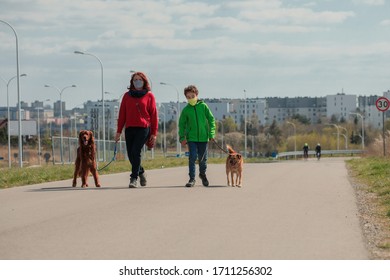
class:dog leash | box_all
[211,138,229,154]
[97,143,118,172]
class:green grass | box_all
[347,156,390,219]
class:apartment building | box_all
[326,93,357,122]
[267,96,326,124]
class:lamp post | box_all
[216,119,224,151]
[349,112,365,150]
[339,133,347,150]
[244,89,247,158]
[326,123,340,150]
[338,125,348,149]
[286,121,297,159]
[1,73,26,168]
[0,20,23,167]
[74,50,106,161]
[36,99,50,165]
[44,84,76,164]
[160,82,181,156]
[159,104,167,157]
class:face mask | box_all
[188,97,197,106]
[133,79,144,89]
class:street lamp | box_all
[0,73,26,168]
[160,82,181,156]
[36,99,50,165]
[0,20,23,167]
[338,125,348,149]
[74,50,106,161]
[339,133,348,150]
[326,123,340,150]
[216,119,224,152]
[44,84,76,164]
[244,89,247,158]
[286,121,297,159]
[349,112,365,150]
[158,104,167,157]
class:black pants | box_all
[125,127,149,179]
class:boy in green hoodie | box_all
[179,85,216,187]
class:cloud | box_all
[352,0,385,5]
[380,19,390,26]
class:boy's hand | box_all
[181,140,187,146]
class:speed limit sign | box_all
[376,97,390,112]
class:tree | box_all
[0,126,6,145]
[267,120,282,145]
[222,117,236,133]
[292,114,310,125]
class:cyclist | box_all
[315,143,321,160]
[303,143,309,160]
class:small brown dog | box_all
[72,130,101,188]
[226,145,243,187]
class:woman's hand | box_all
[146,134,157,148]
[115,132,121,142]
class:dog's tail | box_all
[226,144,236,154]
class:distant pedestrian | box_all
[315,143,321,160]
[115,72,158,188]
[43,152,51,164]
[179,85,216,187]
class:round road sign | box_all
[376,97,390,112]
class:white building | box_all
[84,100,120,140]
[326,93,357,121]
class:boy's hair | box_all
[184,85,198,96]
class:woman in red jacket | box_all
[115,72,158,188]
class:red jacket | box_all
[116,91,158,136]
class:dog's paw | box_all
[72,182,76,187]
[96,184,101,188]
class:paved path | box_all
[0,158,367,259]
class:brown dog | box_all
[72,130,101,188]
[226,145,243,187]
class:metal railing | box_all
[276,149,364,159]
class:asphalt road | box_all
[0,157,368,260]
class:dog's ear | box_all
[89,131,95,144]
[78,130,84,145]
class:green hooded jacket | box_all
[179,100,216,142]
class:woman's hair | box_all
[184,85,198,96]
[128,72,151,91]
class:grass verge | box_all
[346,156,390,256]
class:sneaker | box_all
[199,173,209,186]
[129,177,137,188]
[185,179,196,188]
[139,173,147,187]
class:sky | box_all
[1,0,390,109]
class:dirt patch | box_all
[348,168,390,259]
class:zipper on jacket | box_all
[194,106,200,141]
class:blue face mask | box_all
[133,80,144,89]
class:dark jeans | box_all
[125,127,149,179]
[187,141,208,180]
